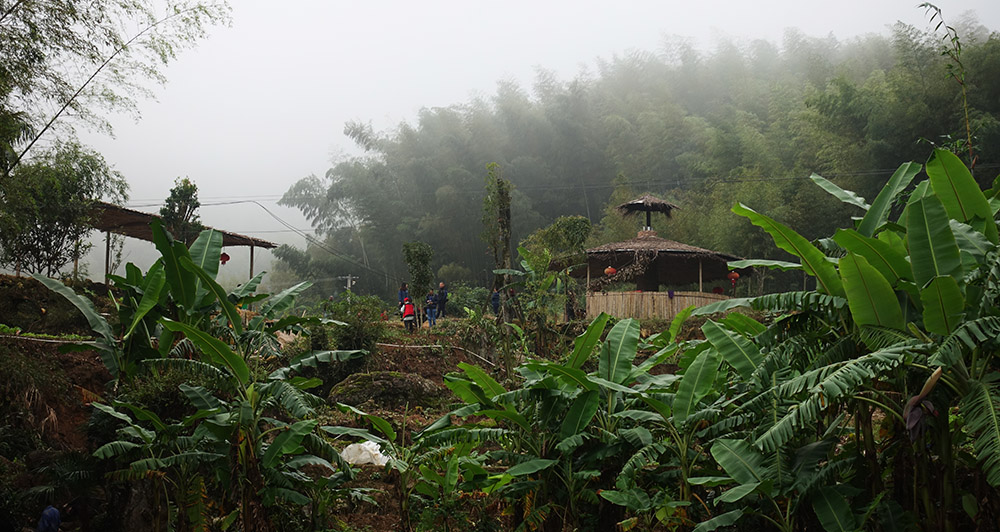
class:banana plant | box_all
[95,315,361,532]
[419,313,688,529]
[693,150,1000,529]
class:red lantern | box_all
[220,252,230,265]
[604,266,617,276]
[728,270,739,289]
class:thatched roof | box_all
[90,202,276,249]
[617,194,680,217]
[581,231,748,288]
[587,232,728,256]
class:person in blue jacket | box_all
[490,287,500,314]
[36,505,60,532]
[398,283,409,306]
[436,282,448,318]
[424,291,438,327]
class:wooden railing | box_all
[585,291,728,320]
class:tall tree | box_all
[0,0,230,177]
[160,177,203,244]
[0,142,128,275]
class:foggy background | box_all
[74,0,1000,289]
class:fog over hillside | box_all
[70,0,1000,292]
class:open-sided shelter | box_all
[90,201,276,280]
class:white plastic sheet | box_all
[340,440,389,466]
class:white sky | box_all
[75,0,1000,285]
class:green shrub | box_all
[326,291,388,352]
[447,282,490,316]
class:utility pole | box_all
[337,274,358,291]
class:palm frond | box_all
[751,291,848,315]
[756,345,911,451]
[960,376,1000,486]
[261,380,320,418]
[857,325,913,352]
[930,316,1000,367]
[616,441,669,486]
[143,357,228,382]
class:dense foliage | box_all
[278,17,1000,298]
[406,151,1000,531]
[0,142,127,275]
[0,0,229,176]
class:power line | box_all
[242,200,405,285]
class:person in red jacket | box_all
[400,297,416,332]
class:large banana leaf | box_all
[188,228,223,280]
[733,203,844,297]
[160,319,250,387]
[674,347,720,424]
[505,458,557,476]
[151,218,198,309]
[458,362,507,401]
[692,510,744,532]
[122,266,165,340]
[926,148,998,244]
[702,320,761,379]
[261,281,313,316]
[906,194,963,288]
[711,438,766,485]
[567,312,609,369]
[180,256,244,335]
[833,229,910,285]
[598,318,640,385]
[31,274,114,344]
[559,390,599,439]
[839,253,903,330]
[261,419,318,468]
[810,173,869,210]
[920,276,965,336]
[811,486,857,532]
[951,219,996,270]
[728,258,803,271]
[188,228,224,307]
[857,162,921,237]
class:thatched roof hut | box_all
[583,230,746,291]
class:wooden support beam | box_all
[698,259,703,293]
[105,231,111,286]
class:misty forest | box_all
[6,2,1000,532]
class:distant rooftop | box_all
[90,201,277,249]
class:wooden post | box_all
[249,244,255,279]
[105,231,111,285]
[698,259,703,293]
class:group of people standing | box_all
[397,282,448,332]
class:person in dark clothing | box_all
[398,283,409,306]
[490,287,500,314]
[424,291,437,327]
[436,282,448,319]
[36,505,60,532]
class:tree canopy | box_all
[279,16,1000,299]
[0,142,127,275]
[0,0,230,177]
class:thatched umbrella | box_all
[617,194,680,230]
